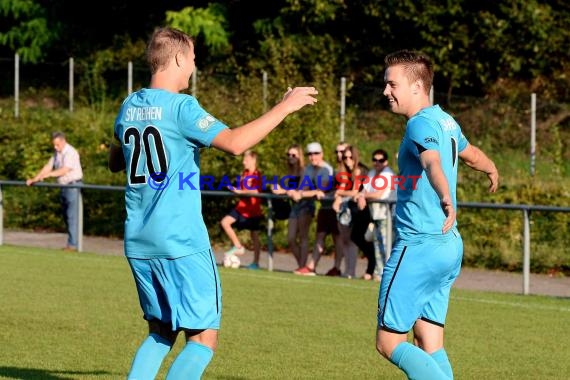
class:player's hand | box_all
[25,179,34,186]
[441,197,456,234]
[281,86,318,112]
[487,171,499,193]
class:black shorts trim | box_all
[380,325,408,334]
[380,245,407,328]
[420,316,445,328]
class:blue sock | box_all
[127,333,172,380]
[390,342,450,380]
[431,348,453,379]
[166,341,214,380]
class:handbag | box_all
[271,197,292,220]
[364,222,375,242]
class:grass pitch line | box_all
[451,295,570,313]
[223,269,570,312]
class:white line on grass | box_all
[222,269,570,313]
[451,296,570,313]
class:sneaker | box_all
[363,273,373,281]
[293,266,316,276]
[224,246,245,256]
[247,263,260,270]
[325,267,341,277]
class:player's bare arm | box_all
[420,149,456,233]
[108,142,126,173]
[211,87,318,155]
[459,144,499,192]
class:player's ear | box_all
[412,79,423,95]
[175,51,183,67]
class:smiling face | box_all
[383,64,417,118]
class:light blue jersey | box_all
[114,88,228,259]
[395,105,468,241]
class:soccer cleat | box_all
[224,246,245,256]
[293,266,316,276]
[246,263,260,270]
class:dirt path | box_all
[3,230,569,298]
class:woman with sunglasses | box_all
[271,144,312,268]
[333,145,375,279]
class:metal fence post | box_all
[78,189,83,252]
[128,61,133,95]
[14,53,19,118]
[522,209,531,295]
[69,58,74,113]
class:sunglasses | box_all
[373,158,387,163]
[287,153,298,158]
[307,152,321,156]
[342,156,353,161]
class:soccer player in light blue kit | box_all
[375,50,499,380]
[109,27,318,380]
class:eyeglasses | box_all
[307,152,321,156]
[342,156,353,161]
[373,158,387,163]
[287,153,298,158]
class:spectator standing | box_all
[323,141,348,276]
[293,142,337,276]
[109,27,318,380]
[271,144,307,268]
[357,148,396,281]
[220,150,263,269]
[333,145,370,279]
[26,131,83,251]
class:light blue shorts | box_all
[128,249,222,331]
[377,232,463,333]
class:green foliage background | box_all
[0,72,568,275]
[0,0,568,274]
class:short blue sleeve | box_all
[178,97,228,147]
[406,116,442,154]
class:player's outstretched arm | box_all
[212,86,318,155]
[459,144,499,193]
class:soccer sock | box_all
[127,333,172,380]
[431,348,454,379]
[390,342,450,380]
[165,341,214,380]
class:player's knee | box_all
[148,319,179,345]
[376,339,390,359]
[185,329,218,351]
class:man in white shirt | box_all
[356,149,396,280]
[27,132,83,251]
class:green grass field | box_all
[0,246,568,380]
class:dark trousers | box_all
[350,206,376,275]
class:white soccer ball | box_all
[223,254,241,269]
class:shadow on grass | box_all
[0,367,113,379]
